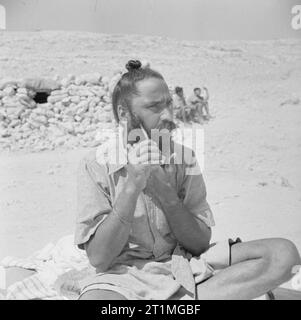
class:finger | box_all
[138,152,162,164]
[128,145,159,163]
[128,147,141,164]
[133,140,158,156]
[128,152,162,165]
[131,163,152,176]
[137,145,160,157]
[140,162,165,168]
[137,139,158,147]
[135,139,159,153]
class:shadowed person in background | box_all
[187,87,212,123]
[172,86,190,123]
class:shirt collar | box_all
[96,125,128,176]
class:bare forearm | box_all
[152,185,211,256]
[163,200,211,256]
[204,88,209,100]
[85,181,139,271]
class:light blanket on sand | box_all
[0,235,94,300]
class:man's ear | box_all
[117,104,128,122]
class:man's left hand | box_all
[146,165,180,206]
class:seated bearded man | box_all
[75,60,300,300]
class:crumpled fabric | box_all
[171,243,214,299]
[1,235,94,300]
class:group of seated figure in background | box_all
[171,86,212,124]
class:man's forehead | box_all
[135,78,170,101]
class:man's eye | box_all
[150,104,161,112]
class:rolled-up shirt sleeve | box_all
[180,162,215,228]
[74,154,112,250]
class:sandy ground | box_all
[0,31,301,269]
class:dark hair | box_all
[175,86,183,94]
[112,60,164,123]
[194,87,201,93]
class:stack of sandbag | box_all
[0,73,116,152]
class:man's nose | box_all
[160,108,173,121]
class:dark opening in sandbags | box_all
[33,92,50,104]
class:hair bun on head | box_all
[126,60,142,71]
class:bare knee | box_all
[79,289,127,300]
[262,238,301,285]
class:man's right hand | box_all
[126,139,164,192]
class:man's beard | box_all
[127,110,177,154]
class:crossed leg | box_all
[79,238,300,300]
[196,238,301,300]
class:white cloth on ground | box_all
[1,235,94,300]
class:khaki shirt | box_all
[74,130,215,295]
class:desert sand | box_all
[0,31,301,271]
